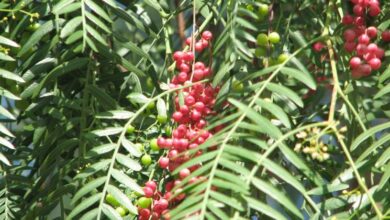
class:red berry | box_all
[194,62,205,69]
[342,14,354,25]
[193,69,204,81]
[184,95,195,106]
[157,137,166,148]
[145,181,157,191]
[369,5,381,16]
[188,143,198,149]
[202,31,213,41]
[185,37,192,45]
[143,187,154,197]
[351,68,363,79]
[172,111,183,122]
[179,63,190,73]
[151,212,160,220]
[361,64,372,76]
[369,0,380,7]
[201,39,209,48]
[179,105,189,115]
[368,58,381,70]
[179,168,190,179]
[168,150,178,160]
[364,52,376,61]
[203,67,211,77]
[140,209,151,218]
[159,157,169,169]
[179,138,189,150]
[350,57,361,69]
[177,72,188,83]
[375,48,384,59]
[366,26,377,38]
[177,124,187,134]
[195,41,204,52]
[353,4,364,16]
[172,138,180,149]
[367,43,378,53]
[344,41,356,52]
[358,34,370,44]
[194,102,205,112]
[356,44,367,56]
[382,31,390,42]
[184,52,194,61]
[343,29,356,42]
[354,16,365,26]
[165,139,172,148]
[173,51,184,61]
[191,110,202,121]
[312,42,325,52]
[159,199,169,209]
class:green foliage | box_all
[0,0,389,219]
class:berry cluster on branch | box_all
[342,0,387,79]
[136,30,220,220]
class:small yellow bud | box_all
[339,126,347,133]
[312,127,320,134]
[294,143,302,152]
[322,153,330,160]
[296,131,307,139]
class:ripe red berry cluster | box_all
[137,30,219,220]
[341,0,386,79]
[137,180,169,220]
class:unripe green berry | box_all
[126,125,135,134]
[146,77,154,89]
[232,81,244,92]
[258,4,269,17]
[255,47,267,57]
[141,154,152,166]
[147,101,155,110]
[165,126,172,136]
[116,207,127,216]
[268,32,280,44]
[157,115,168,124]
[256,33,268,46]
[135,143,144,151]
[106,194,120,207]
[246,4,254,11]
[277,53,289,63]
[150,138,160,151]
[138,197,152,208]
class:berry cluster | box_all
[137,180,169,220]
[341,0,386,78]
[136,30,219,220]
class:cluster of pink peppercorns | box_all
[137,31,220,220]
[342,0,388,79]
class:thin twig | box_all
[332,126,383,219]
